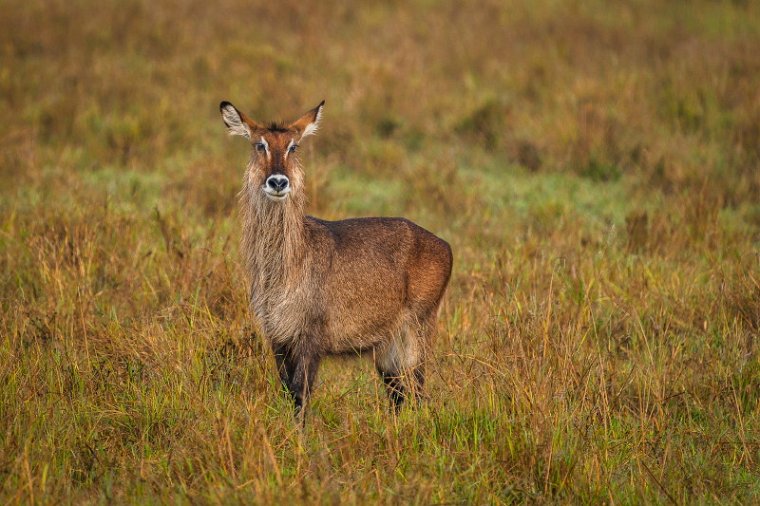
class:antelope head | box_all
[220,100,324,201]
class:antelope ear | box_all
[290,100,325,140]
[219,101,261,140]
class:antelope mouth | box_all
[263,188,290,201]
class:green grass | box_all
[1,0,759,503]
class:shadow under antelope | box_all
[219,100,453,420]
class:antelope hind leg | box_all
[375,325,427,412]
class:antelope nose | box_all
[266,175,289,192]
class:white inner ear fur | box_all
[300,105,323,139]
[221,105,252,140]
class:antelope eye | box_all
[255,142,266,152]
[288,144,298,153]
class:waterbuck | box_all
[219,100,452,418]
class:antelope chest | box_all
[251,284,313,345]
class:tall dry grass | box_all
[1,0,758,503]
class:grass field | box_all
[1,0,759,503]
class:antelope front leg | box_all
[291,354,321,424]
[272,344,321,422]
[272,344,293,389]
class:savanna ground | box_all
[1,0,759,503]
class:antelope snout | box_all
[265,175,290,199]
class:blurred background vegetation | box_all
[1,0,758,503]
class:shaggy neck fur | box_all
[239,160,307,317]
